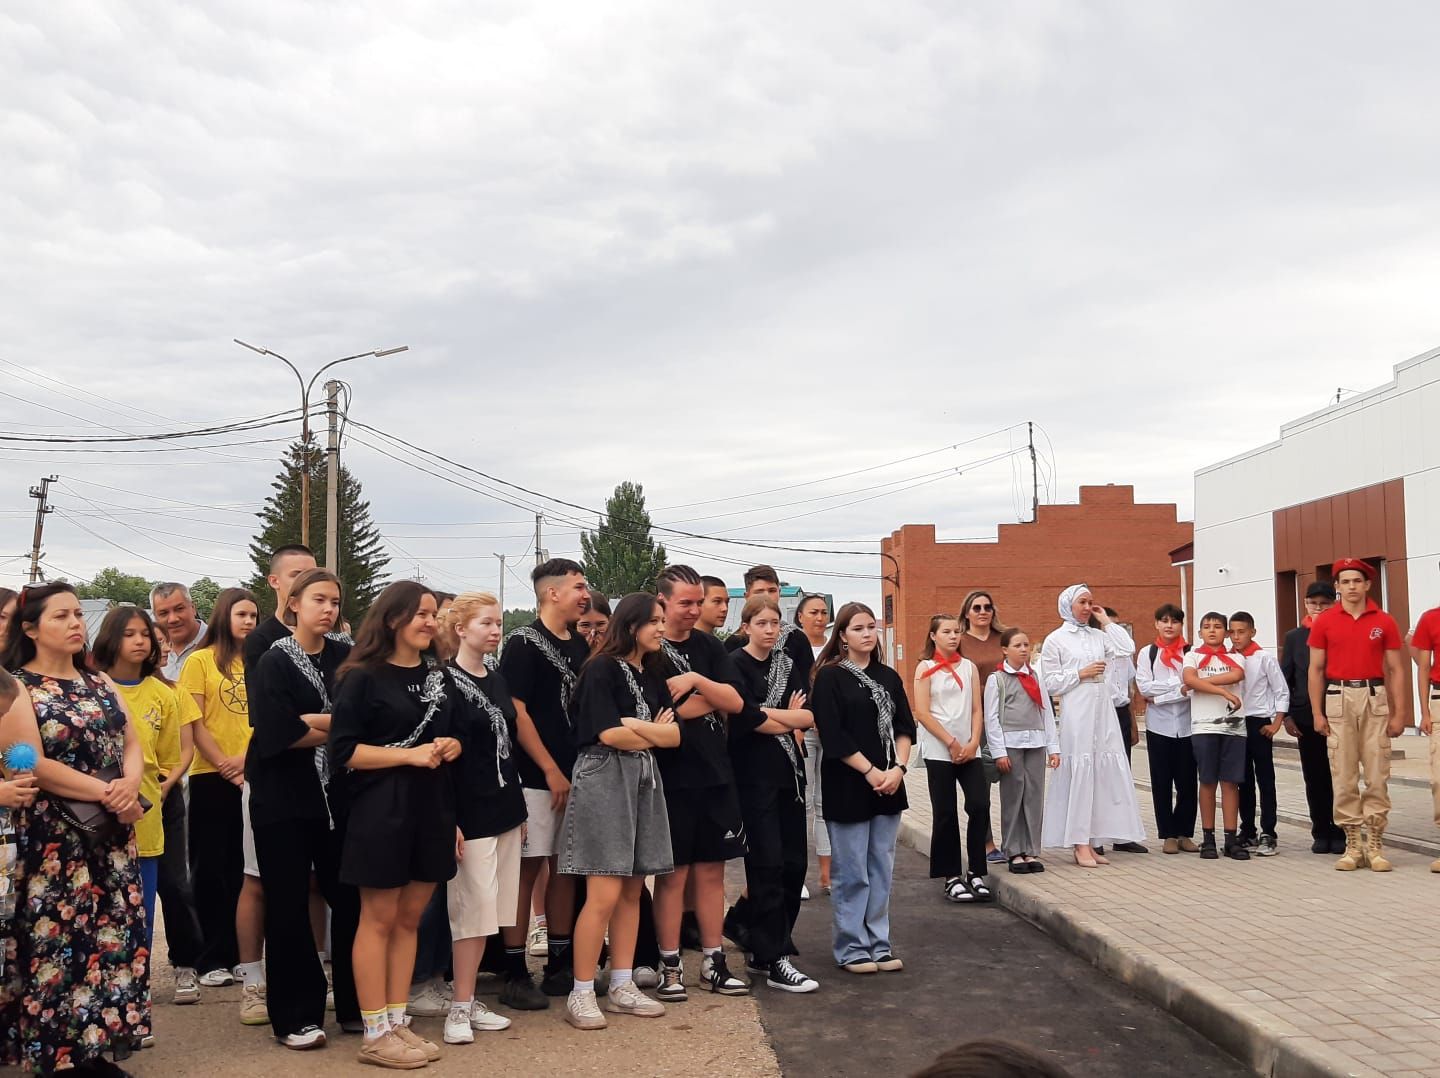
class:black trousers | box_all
[1291,711,1343,842]
[734,783,807,966]
[1145,731,1197,839]
[253,814,360,1036]
[156,785,203,969]
[1239,717,1278,837]
[635,882,660,968]
[925,759,989,879]
[1116,704,1134,763]
[188,773,242,974]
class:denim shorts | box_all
[558,748,674,878]
[1193,733,1246,786]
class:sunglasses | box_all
[970,603,994,612]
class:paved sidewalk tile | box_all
[902,753,1440,1078]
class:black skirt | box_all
[341,768,457,890]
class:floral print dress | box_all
[1,669,150,1073]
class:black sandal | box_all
[943,876,973,903]
[966,872,993,902]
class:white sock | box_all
[448,1000,471,1020]
[386,1002,408,1029]
[572,978,594,994]
[235,961,264,988]
[610,968,633,989]
[704,947,722,963]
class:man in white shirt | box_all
[1229,612,1290,857]
[152,582,207,681]
[1134,604,1199,855]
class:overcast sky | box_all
[3,2,1438,610]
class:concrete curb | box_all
[896,816,1385,1078]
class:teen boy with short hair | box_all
[698,576,731,635]
[1228,612,1289,857]
[1308,558,1407,872]
[1182,613,1249,861]
[1135,604,1198,854]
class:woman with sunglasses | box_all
[960,590,1006,864]
[0,583,151,1075]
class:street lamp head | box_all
[234,338,270,356]
[374,346,409,357]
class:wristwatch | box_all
[898,763,908,774]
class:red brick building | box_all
[881,485,1193,685]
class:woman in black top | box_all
[729,596,819,993]
[556,593,680,1032]
[438,591,521,1043]
[811,602,916,974]
[247,568,360,1050]
[327,582,462,1069]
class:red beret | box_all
[1331,558,1376,581]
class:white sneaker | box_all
[443,1006,475,1045]
[199,968,235,987]
[406,979,451,1018]
[173,967,200,1005]
[239,983,269,1026]
[468,1000,512,1032]
[633,966,660,989]
[603,980,666,1017]
[565,988,607,1030]
[527,918,549,957]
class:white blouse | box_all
[913,654,979,762]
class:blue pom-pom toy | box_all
[3,743,38,772]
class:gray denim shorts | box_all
[558,747,674,878]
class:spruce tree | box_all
[246,441,390,621]
[580,481,668,596]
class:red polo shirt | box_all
[1410,608,1440,683]
[1308,600,1401,679]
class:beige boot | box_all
[1365,817,1393,872]
[1335,825,1364,871]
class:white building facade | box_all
[1193,344,1440,647]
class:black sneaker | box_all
[701,952,749,996]
[745,955,768,976]
[1224,838,1251,861]
[499,972,549,1011]
[722,905,753,954]
[1237,833,1258,850]
[657,960,687,1002]
[766,958,818,993]
[1200,836,1219,860]
[540,965,574,997]
[1311,836,1331,854]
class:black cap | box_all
[1305,581,1336,600]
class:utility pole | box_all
[495,554,507,643]
[1028,420,1039,523]
[27,475,57,584]
[534,514,546,566]
[324,380,341,574]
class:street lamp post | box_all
[234,338,408,549]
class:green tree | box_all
[580,481,667,596]
[76,567,155,608]
[189,577,221,620]
[503,607,536,635]
[246,441,390,621]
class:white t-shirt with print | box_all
[1182,650,1246,737]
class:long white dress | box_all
[1040,620,1147,847]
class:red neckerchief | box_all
[1232,642,1261,658]
[921,651,965,689]
[1007,663,1043,707]
[1195,644,1241,670]
[1153,637,1185,670]
[1301,615,1315,628]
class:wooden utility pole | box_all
[325,380,341,573]
[27,475,57,583]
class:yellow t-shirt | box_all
[113,675,180,858]
[177,648,251,777]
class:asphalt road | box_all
[751,844,1249,1078]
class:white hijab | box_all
[1057,583,1090,628]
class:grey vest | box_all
[997,673,1045,733]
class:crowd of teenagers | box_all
[0,548,1430,1074]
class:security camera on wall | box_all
[1217,567,1229,575]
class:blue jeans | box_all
[825,813,900,965]
[139,856,160,950]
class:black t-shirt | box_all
[498,620,590,789]
[570,655,675,749]
[654,630,755,790]
[812,660,917,823]
[244,616,292,686]
[449,663,527,840]
[730,647,809,790]
[328,661,455,798]
[246,637,349,827]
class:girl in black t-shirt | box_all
[437,591,520,1043]
[556,593,679,1032]
[247,568,359,1049]
[811,602,916,975]
[328,582,463,1069]
[729,596,819,993]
